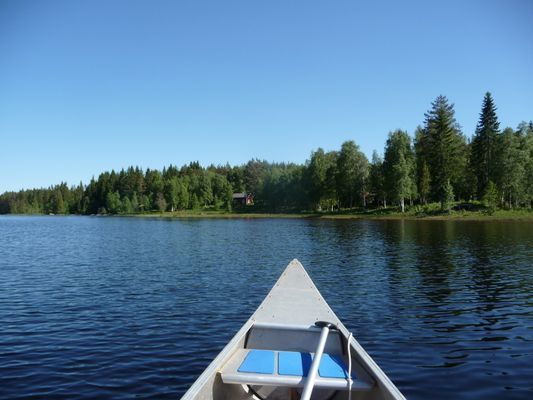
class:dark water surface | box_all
[0,216,531,399]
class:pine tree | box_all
[471,92,500,198]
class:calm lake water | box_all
[0,216,531,399]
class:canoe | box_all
[181,259,406,400]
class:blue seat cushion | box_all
[238,350,275,374]
[239,350,353,379]
[278,351,313,376]
[318,353,350,379]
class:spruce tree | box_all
[471,92,500,198]
[422,95,465,209]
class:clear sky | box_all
[1,0,532,192]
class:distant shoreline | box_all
[114,209,533,221]
[3,208,532,221]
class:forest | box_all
[1,93,532,215]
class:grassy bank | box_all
[131,204,533,221]
[132,210,313,219]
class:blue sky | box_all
[1,0,532,192]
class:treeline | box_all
[1,93,532,215]
[0,163,237,215]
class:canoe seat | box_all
[220,349,373,391]
[238,349,276,374]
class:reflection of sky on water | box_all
[0,216,531,399]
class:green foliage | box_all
[211,173,233,210]
[106,191,121,214]
[482,181,498,214]
[442,180,454,211]
[155,192,167,212]
[414,126,429,204]
[121,196,133,214]
[471,92,500,198]
[524,123,533,208]
[494,126,531,208]
[306,148,338,210]
[336,141,369,208]
[164,177,180,212]
[306,148,328,210]
[244,159,268,195]
[141,194,151,212]
[458,144,477,201]
[369,151,386,207]
[190,194,200,210]
[131,192,140,213]
[419,161,431,205]
[1,96,531,217]
[383,130,415,211]
[257,163,306,212]
[420,95,467,205]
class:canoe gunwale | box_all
[181,259,406,400]
[181,318,254,400]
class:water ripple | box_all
[0,216,532,399]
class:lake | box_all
[0,216,531,399]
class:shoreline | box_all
[3,209,532,222]
[126,209,533,221]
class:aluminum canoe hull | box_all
[181,259,405,400]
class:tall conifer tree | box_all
[422,95,466,209]
[471,92,500,198]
